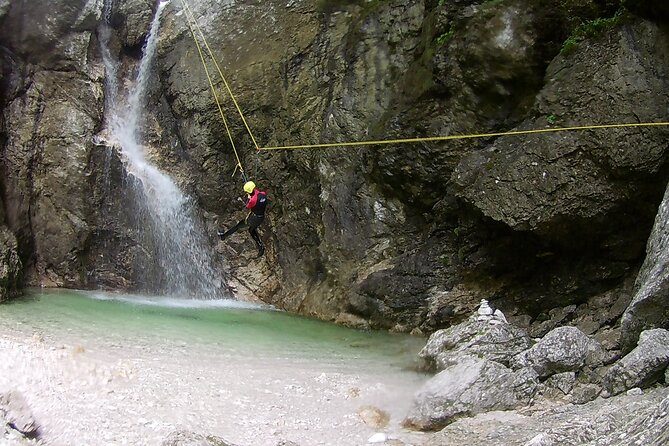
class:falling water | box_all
[99,0,119,114]
[99,0,226,299]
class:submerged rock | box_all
[357,405,390,429]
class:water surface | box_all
[1,289,429,445]
[2,289,425,371]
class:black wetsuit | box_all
[218,189,268,256]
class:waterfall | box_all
[98,0,226,299]
[99,0,119,115]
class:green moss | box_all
[560,8,628,55]
[435,26,455,46]
[546,114,557,125]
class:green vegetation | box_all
[561,9,628,55]
[546,114,557,125]
[435,25,455,46]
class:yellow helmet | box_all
[243,181,256,194]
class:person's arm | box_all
[246,192,258,209]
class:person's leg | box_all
[249,227,265,257]
[218,219,247,240]
[247,214,265,256]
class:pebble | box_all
[368,432,388,443]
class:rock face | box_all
[1,1,669,335]
[620,182,669,352]
[0,193,22,301]
[0,225,21,302]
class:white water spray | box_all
[99,0,226,299]
[99,0,119,114]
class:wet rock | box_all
[334,312,370,330]
[0,226,22,302]
[403,355,538,431]
[603,329,669,397]
[116,0,152,47]
[3,70,102,288]
[511,326,607,377]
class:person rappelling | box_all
[217,180,268,257]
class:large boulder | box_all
[419,304,532,371]
[403,354,538,431]
[603,329,669,397]
[511,326,608,377]
[620,181,669,352]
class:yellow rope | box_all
[258,121,669,151]
[179,0,261,152]
[179,0,245,176]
